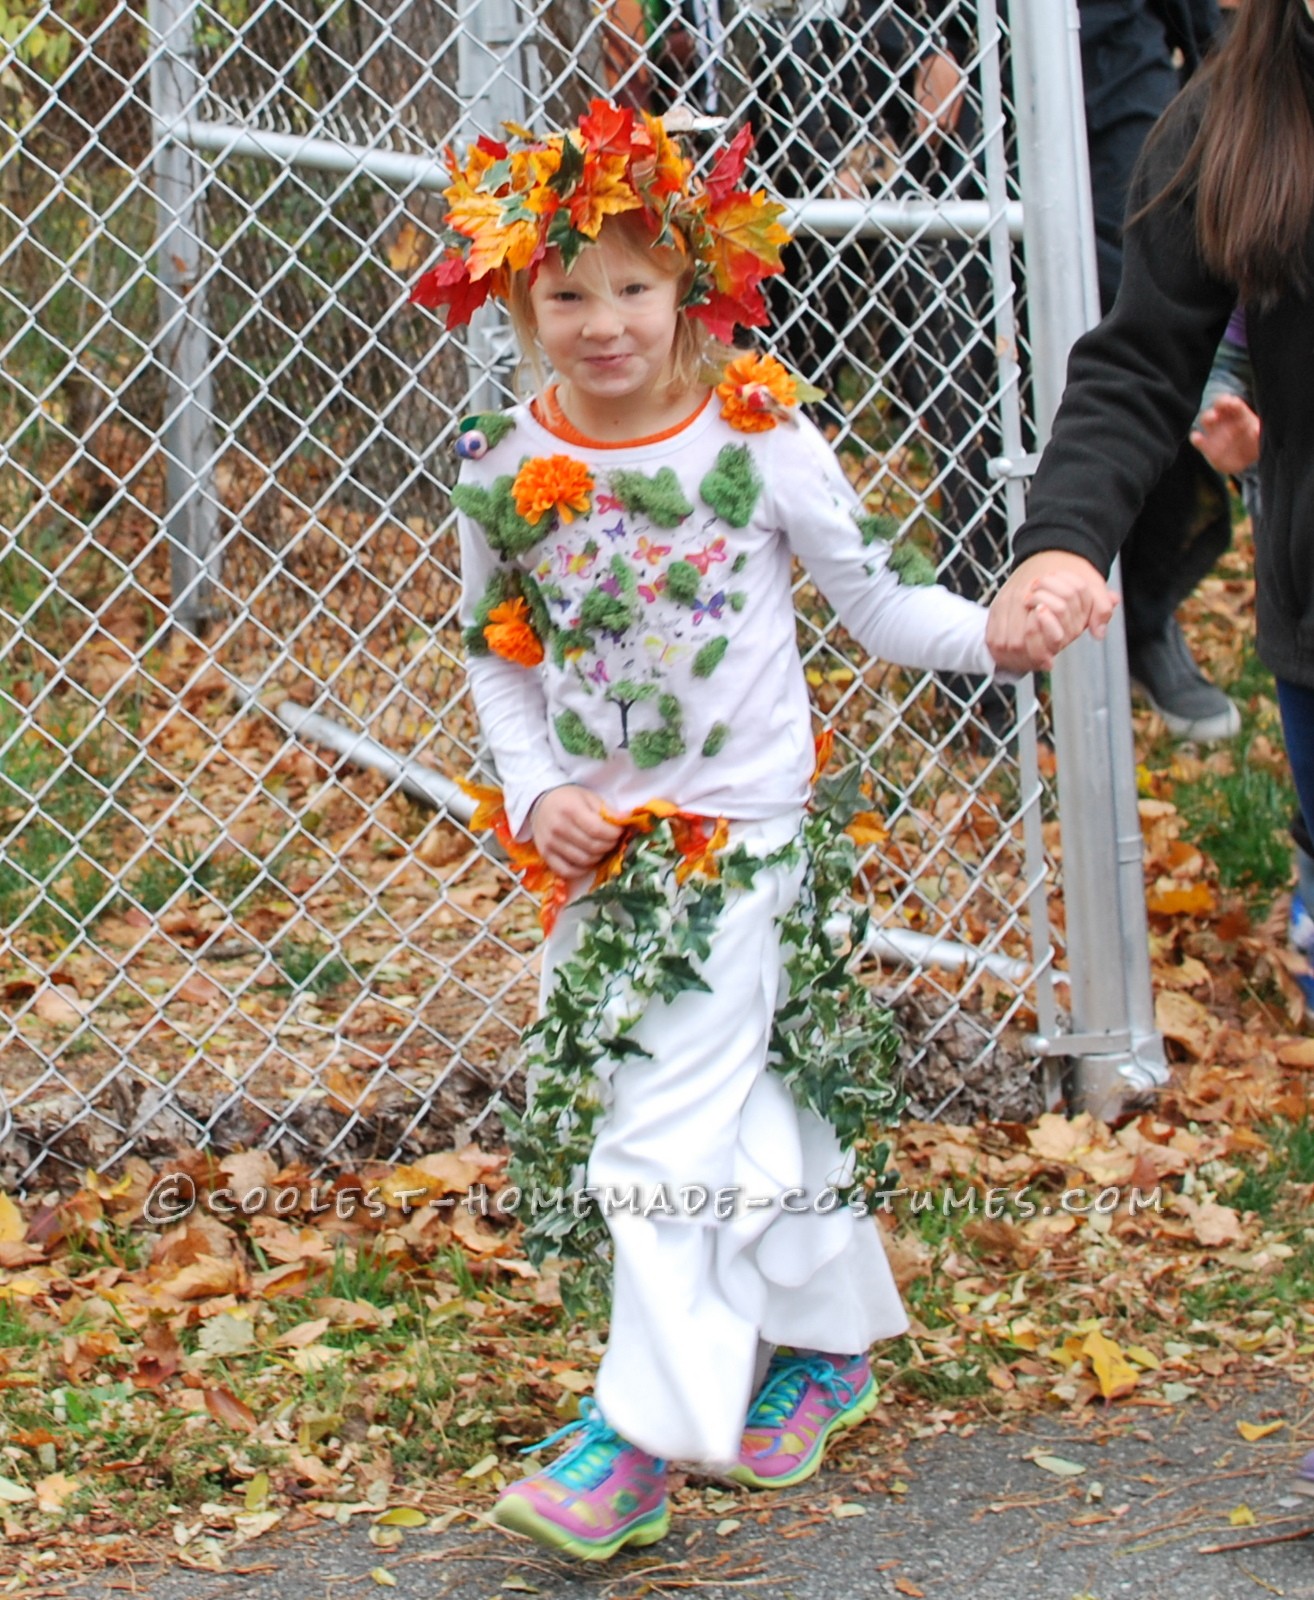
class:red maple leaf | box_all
[704,124,754,201]
[579,98,638,158]
[408,251,493,329]
[474,135,509,160]
[687,284,768,342]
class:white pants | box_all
[540,812,908,1465]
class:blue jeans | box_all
[1276,680,1314,903]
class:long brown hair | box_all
[1173,0,1314,302]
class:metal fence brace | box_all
[0,0,1157,1186]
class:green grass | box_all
[125,839,261,916]
[1176,752,1296,900]
[1158,639,1297,909]
[1227,1117,1314,1219]
[271,935,355,996]
[896,1351,993,1401]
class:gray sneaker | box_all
[1127,618,1241,742]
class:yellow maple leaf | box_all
[1237,1419,1285,1442]
[1081,1328,1139,1401]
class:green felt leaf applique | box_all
[888,541,938,587]
[692,636,728,679]
[554,708,607,760]
[855,511,900,546]
[701,721,730,758]
[463,566,553,656]
[700,444,763,529]
[609,467,694,529]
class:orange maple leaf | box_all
[702,190,790,297]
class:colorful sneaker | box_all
[1291,1449,1314,1498]
[491,1399,669,1562]
[1288,894,1314,1012]
[727,1351,877,1490]
[1290,892,1314,960]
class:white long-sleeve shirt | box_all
[456,396,997,836]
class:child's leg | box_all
[586,817,907,1467]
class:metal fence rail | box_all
[0,0,1156,1188]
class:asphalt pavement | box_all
[62,1372,1314,1600]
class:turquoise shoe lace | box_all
[746,1353,860,1431]
[523,1398,664,1489]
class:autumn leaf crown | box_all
[408,99,792,343]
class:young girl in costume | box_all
[414,100,1080,1562]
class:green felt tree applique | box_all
[451,472,550,556]
[608,467,694,529]
[700,444,763,529]
[630,692,686,769]
[579,555,640,634]
[604,679,657,750]
[855,511,900,547]
[854,507,937,586]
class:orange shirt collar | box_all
[530,384,711,449]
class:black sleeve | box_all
[1012,97,1235,574]
[1149,0,1223,72]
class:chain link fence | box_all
[0,0,1090,1189]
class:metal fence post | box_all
[456,0,539,412]
[1009,0,1168,1118]
[148,0,220,633]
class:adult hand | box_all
[1190,392,1261,477]
[531,785,624,878]
[986,551,1119,673]
[914,52,965,137]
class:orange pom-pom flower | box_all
[483,597,545,666]
[716,351,798,432]
[512,454,594,524]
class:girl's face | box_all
[528,232,683,430]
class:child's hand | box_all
[1190,393,1261,477]
[986,553,1119,673]
[531,785,624,878]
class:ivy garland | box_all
[499,762,902,1315]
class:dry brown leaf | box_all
[34,1472,80,1514]
[175,972,223,1006]
[151,1253,246,1302]
[1174,1195,1244,1248]
[34,986,83,1027]
[204,1386,257,1433]
[219,1150,280,1193]
[1277,1038,1314,1068]
[1155,991,1219,1059]
[274,1316,331,1349]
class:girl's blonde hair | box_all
[507,211,735,397]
